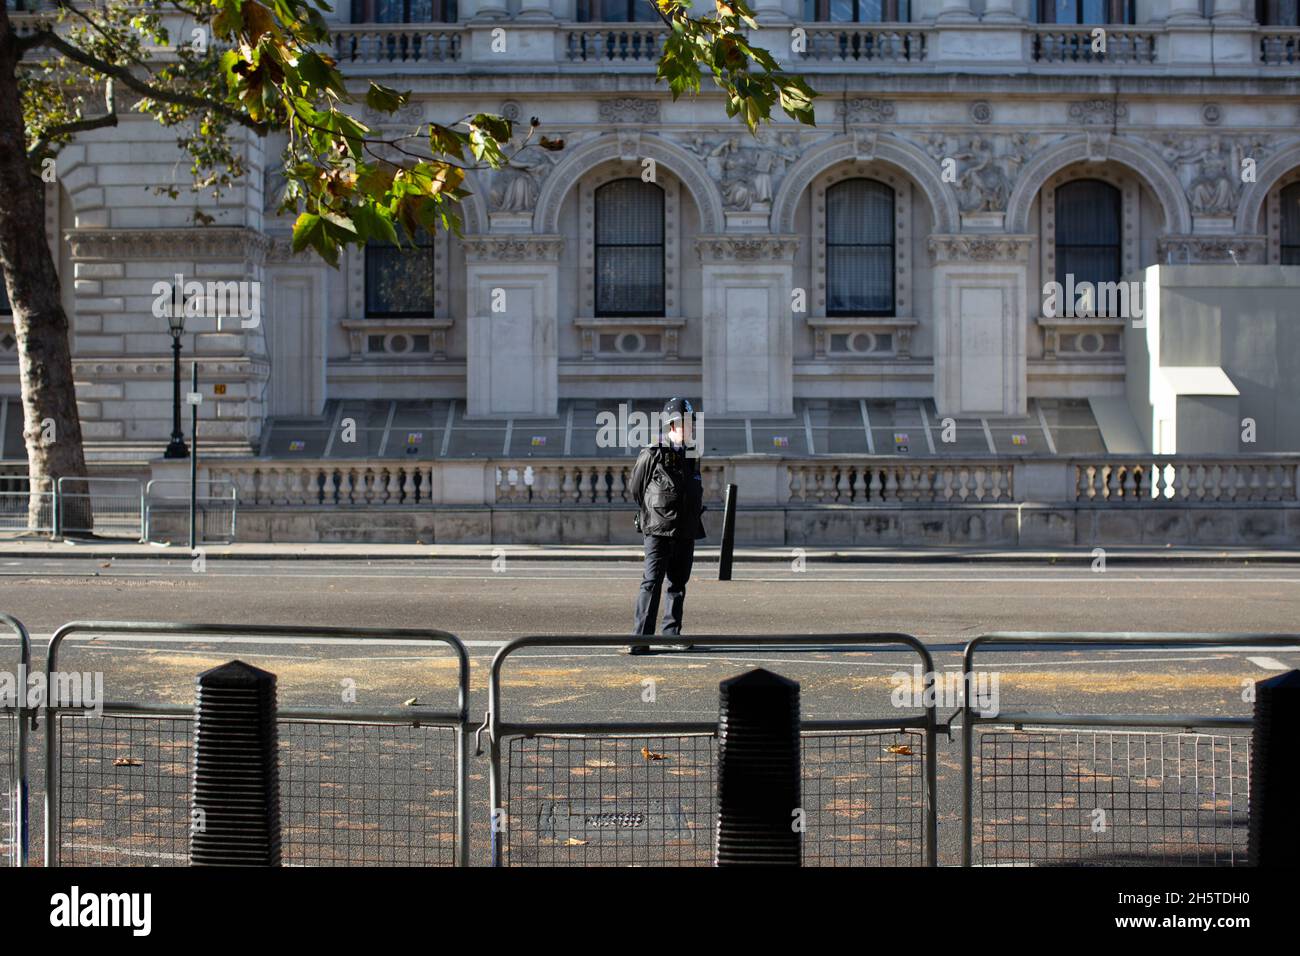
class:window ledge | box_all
[573,316,685,361]
[343,318,453,361]
[806,316,916,359]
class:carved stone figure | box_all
[1158,134,1269,217]
[924,134,1033,213]
[489,140,557,213]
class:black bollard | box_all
[1248,669,1300,867]
[190,660,282,866]
[718,483,737,581]
[714,668,801,866]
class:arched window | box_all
[826,179,894,317]
[1055,179,1121,310]
[595,179,664,317]
[352,0,457,22]
[1282,182,1300,265]
[365,230,436,317]
[1037,0,1133,22]
[576,0,660,21]
[803,0,909,20]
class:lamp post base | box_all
[163,437,189,459]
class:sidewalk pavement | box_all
[2,538,1299,563]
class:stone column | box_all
[517,0,557,19]
[935,0,976,22]
[1212,0,1252,21]
[696,236,800,417]
[461,0,508,21]
[982,0,1020,21]
[1167,0,1205,21]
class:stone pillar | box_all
[517,0,557,19]
[1167,0,1205,20]
[935,0,976,22]
[927,235,1033,418]
[463,236,563,418]
[1212,0,1252,19]
[696,236,800,417]
[982,0,1019,21]
[461,0,508,19]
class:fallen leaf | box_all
[113,758,143,767]
[565,838,588,846]
[403,698,419,706]
[641,746,669,761]
[885,745,914,756]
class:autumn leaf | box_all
[642,746,670,761]
[113,757,143,767]
[885,745,914,756]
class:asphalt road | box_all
[2,556,1298,866]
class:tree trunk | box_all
[0,10,91,535]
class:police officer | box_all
[627,397,706,654]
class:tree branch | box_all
[28,78,119,159]
[25,28,268,134]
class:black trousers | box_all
[632,534,696,636]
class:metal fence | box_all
[0,475,54,535]
[482,634,939,867]
[143,479,238,543]
[960,632,1300,867]
[0,613,30,866]
[44,621,471,866]
[55,476,144,539]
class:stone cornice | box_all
[694,235,801,263]
[65,228,272,262]
[461,235,564,262]
[928,234,1035,263]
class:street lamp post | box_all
[164,309,189,459]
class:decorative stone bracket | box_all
[573,316,685,361]
[342,319,453,361]
[806,316,918,360]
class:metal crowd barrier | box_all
[0,613,30,866]
[44,621,471,866]
[143,479,239,543]
[961,632,1300,868]
[481,634,939,867]
[0,476,55,535]
[55,476,145,540]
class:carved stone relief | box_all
[921,133,1034,213]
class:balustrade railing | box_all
[1073,458,1299,504]
[787,460,1014,505]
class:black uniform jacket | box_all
[630,444,706,540]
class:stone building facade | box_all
[3,0,1300,472]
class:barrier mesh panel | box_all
[503,730,927,866]
[56,713,458,866]
[1,713,17,866]
[974,729,1250,866]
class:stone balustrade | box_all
[200,455,1300,510]
[797,25,930,63]
[1030,27,1159,65]
[333,24,464,64]
[787,459,1015,504]
[1074,458,1299,504]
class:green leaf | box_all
[365,83,410,115]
